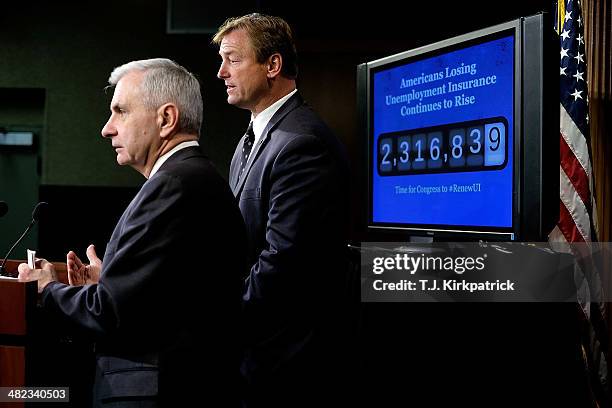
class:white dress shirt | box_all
[148,140,200,179]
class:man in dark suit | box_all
[213,14,351,407]
[18,58,246,407]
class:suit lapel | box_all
[232,93,304,197]
[232,127,269,194]
[230,136,246,191]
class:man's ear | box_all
[266,53,283,79]
[157,103,179,138]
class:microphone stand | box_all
[0,219,36,277]
[0,201,48,277]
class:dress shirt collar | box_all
[251,88,298,146]
[148,140,199,179]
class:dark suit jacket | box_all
[229,93,350,406]
[42,147,246,407]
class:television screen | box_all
[359,14,557,241]
[372,32,515,233]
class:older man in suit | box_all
[214,13,350,408]
[18,58,246,407]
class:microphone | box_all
[0,202,48,277]
[31,201,47,223]
[0,201,7,218]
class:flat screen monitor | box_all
[357,13,558,241]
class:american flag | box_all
[551,0,608,404]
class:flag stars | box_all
[571,89,583,101]
[561,66,568,76]
[577,33,584,46]
[573,70,584,82]
[561,29,571,41]
[574,51,584,64]
[577,15,582,27]
[565,10,573,22]
[561,47,570,60]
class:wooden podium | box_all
[0,260,67,407]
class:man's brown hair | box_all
[213,13,298,79]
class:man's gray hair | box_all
[108,58,203,135]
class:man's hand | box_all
[18,259,58,294]
[67,244,102,286]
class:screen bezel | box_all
[365,19,522,240]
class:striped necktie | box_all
[239,122,255,176]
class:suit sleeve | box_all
[244,134,335,304]
[42,174,186,337]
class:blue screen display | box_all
[371,33,514,230]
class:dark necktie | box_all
[239,122,255,176]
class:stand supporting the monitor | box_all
[408,235,433,244]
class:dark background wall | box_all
[3,2,590,406]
